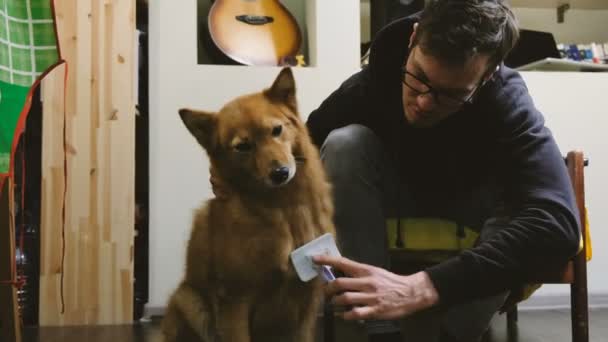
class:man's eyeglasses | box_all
[400,66,480,108]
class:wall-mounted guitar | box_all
[206,0,303,66]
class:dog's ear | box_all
[265,67,297,112]
[179,108,217,151]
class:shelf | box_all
[509,0,608,10]
[516,58,608,72]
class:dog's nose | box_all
[270,167,290,185]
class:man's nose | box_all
[416,93,437,112]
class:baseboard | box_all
[518,293,608,311]
[143,306,165,320]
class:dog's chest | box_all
[214,204,321,289]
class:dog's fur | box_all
[161,68,336,342]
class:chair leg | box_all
[323,301,334,342]
[571,253,589,342]
[507,306,518,323]
[506,305,518,329]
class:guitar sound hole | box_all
[235,15,274,26]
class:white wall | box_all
[521,72,608,299]
[148,0,361,310]
[513,8,608,44]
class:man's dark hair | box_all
[413,0,519,70]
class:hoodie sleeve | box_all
[425,71,581,305]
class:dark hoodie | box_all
[306,15,580,305]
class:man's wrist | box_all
[408,271,440,309]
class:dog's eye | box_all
[272,125,282,137]
[234,142,253,152]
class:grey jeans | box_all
[320,124,508,342]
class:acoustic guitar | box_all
[207,0,302,66]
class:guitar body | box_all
[208,0,302,66]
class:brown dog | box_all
[161,68,336,342]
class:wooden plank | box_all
[567,151,589,342]
[39,0,135,326]
[0,178,22,342]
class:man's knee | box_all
[321,124,384,179]
[440,291,509,342]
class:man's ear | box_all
[408,23,418,49]
[178,108,217,152]
[264,67,297,112]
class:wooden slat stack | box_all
[39,0,135,325]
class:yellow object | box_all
[386,218,478,251]
[583,207,592,261]
[386,212,592,304]
[574,207,592,261]
[295,54,307,67]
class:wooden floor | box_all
[483,308,606,342]
[21,308,607,342]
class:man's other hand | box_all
[312,255,439,321]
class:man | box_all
[308,0,580,341]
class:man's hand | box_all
[312,255,439,321]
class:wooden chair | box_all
[323,150,590,342]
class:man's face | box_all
[401,44,492,128]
